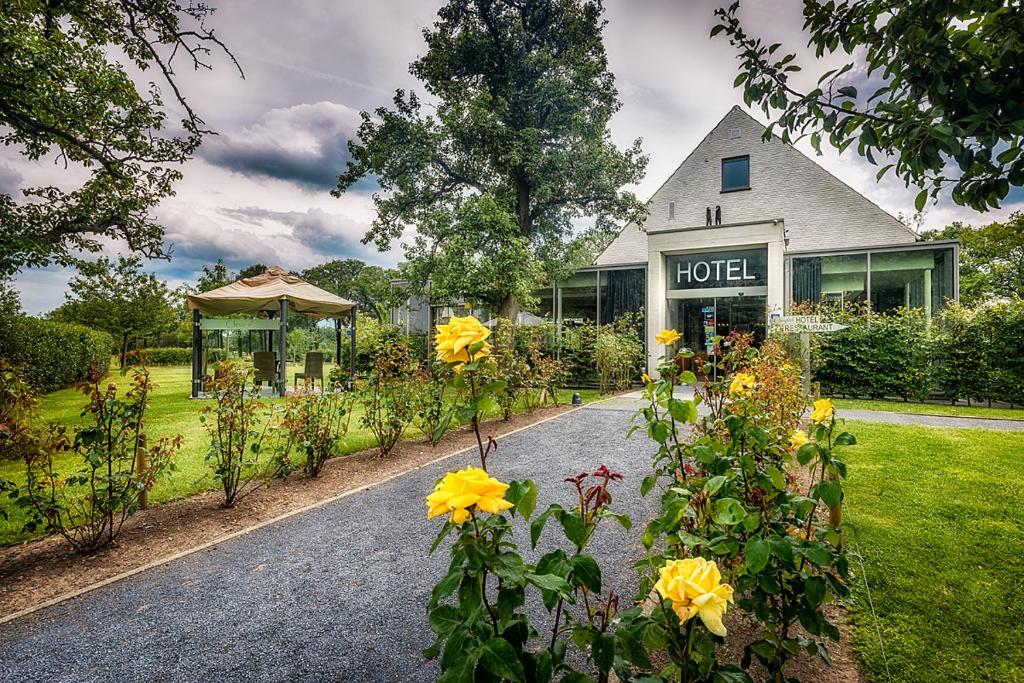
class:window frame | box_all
[720,155,751,193]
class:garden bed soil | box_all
[0,404,578,620]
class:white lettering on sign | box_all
[677,258,758,286]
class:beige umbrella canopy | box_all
[187,266,355,318]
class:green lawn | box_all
[842,419,1024,683]
[0,365,601,546]
[833,398,1024,421]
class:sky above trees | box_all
[6,0,1022,313]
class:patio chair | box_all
[294,352,325,390]
[253,351,277,388]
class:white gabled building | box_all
[394,106,959,374]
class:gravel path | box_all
[0,404,656,683]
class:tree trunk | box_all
[497,293,521,321]
[120,332,129,369]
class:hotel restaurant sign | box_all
[667,248,768,290]
[769,315,848,334]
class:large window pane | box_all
[792,254,867,306]
[870,247,955,315]
[535,285,556,321]
[558,272,597,324]
[599,268,645,324]
[722,156,750,191]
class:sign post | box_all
[768,316,848,396]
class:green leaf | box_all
[796,442,818,466]
[817,480,843,508]
[834,432,857,446]
[530,504,561,548]
[571,555,602,593]
[915,188,929,212]
[715,665,754,683]
[525,572,573,598]
[704,475,728,495]
[428,604,462,635]
[592,632,615,672]
[478,636,526,683]
[506,480,537,519]
[640,474,658,497]
[744,537,769,574]
[712,497,746,525]
[805,575,827,608]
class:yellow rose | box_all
[728,371,755,398]
[810,398,834,424]
[789,429,809,451]
[434,315,492,365]
[654,557,734,637]
[642,373,652,384]
[655,329,682,346]
[426,466,513,524]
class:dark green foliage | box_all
[921,213,1024,304]
[559,315,645,389]
[714,1,1024,211]
[0,315,112,392]
[0,1,239,275]
[812,306,934,401]
[811,301,1024,405]
[128,347,192,366]
[301,259,406,323]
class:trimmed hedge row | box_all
[0,316,113,393]
[133,347,193,365]
[811,300,1024,406]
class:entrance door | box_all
[669,295,767,353]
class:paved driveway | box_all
[0,403,655,683]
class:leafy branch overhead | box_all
[335,0,648,318]
[712,1,1024,212]
[0,0,242,276]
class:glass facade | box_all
[791,245,956,316]
[792,253,867,305]
[599,268,646,324]
[557,272,598,324]
[667,248,768,290]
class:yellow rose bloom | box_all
[655,328,682,346]
[654,557,734,637]
[810,398,834,424]
[728,371,755,398]
[426,466,513,524]
[642,372,652,384]
[434,315,492,365]
[789,429,809,451]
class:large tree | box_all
[301,258,402,322]
[335,0,647,319]
[713,1,1024,212]
[922,212,1024,304]
[51,255,175,367]
[0,1,240,276]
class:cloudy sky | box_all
[6,0,1022,313]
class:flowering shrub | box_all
[200,361,284,507]
[278,381,355,478]
[630,329,854,682]
[425,458,634,682]
[20,367,180,552]
[359,340,417,457]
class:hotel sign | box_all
[667,248,768,290]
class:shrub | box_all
[0,315,113,392]
[278,383,355,478]
[630,330,852,681]
[489,319,531,420]
[595,312,645,393]
[199,361,284,507]
[127,347,192,366]
[359,340,417,456]
[412,362,450,445]
[19,368,180,552]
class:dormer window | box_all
[721,155,750,192]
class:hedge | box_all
[132,347,193,365]
[810,299,1024,406]
[0,316,113,393]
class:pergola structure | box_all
[186,267,356,397]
